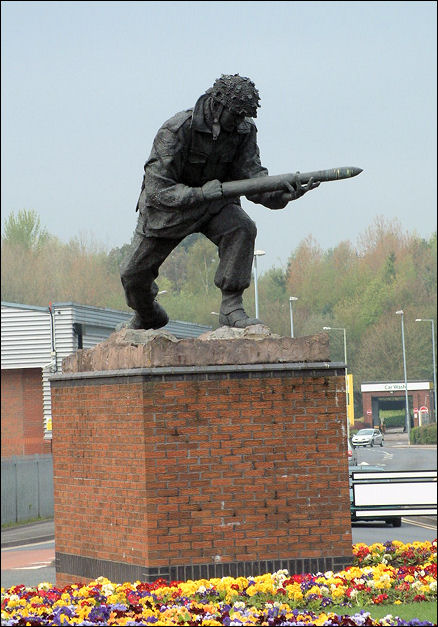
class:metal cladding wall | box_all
[1,454,54,525]
[1,302,211,371]
[1,304,52,369]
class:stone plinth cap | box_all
[62,326,330,373]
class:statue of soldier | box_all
[121,74,319,329]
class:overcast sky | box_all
[1,1,436,274]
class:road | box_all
[1,540,55,589]
[353,438,436,471]
[349,430,436,543]
[2,434,435,590]
[351,516,436,545]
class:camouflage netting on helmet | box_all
[206,74,260,118]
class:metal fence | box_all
[1,454,54,526]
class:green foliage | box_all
[107,240,135,273]
[2,209,50,251]
[410,422,437,444]
[1,219,129,310]
[286,218,437,397]
[1,515,53,530]
[341,602,437,623]
[256,267,289,335]
[382,413,406,428]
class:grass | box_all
[1,516,53,530]
[339,601,437,622]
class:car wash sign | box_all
[361,381,432,392]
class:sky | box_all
[1,1,437,275]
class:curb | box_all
[1,534,55,549]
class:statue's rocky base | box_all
[62,325,330,372]
[51,328,353,587]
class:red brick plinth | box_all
[51,363,352,586]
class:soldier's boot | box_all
[219,291,262,328]
[219,309,262,328]
[123,301,169,331]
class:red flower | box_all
[283,574,312,585]
[413,594,427,602]
[127,591,140,604]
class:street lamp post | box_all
[416,318,437,421]
[396,310,410,442]
[253,250,265,319]
[323,326,349,436]
[289,297,298,338]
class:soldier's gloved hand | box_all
[280,175,320,203]
[201,179,223,201]
[246,192,264,203]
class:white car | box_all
[351,428,384,448]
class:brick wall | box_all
[1,369,50,457]
[52,365,353,585]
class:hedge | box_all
[410,422,437,444]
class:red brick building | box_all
[361,380,435,429]
[1,368,50,457]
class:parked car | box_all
[349,465,402,527]
[351,428,384,448]
[348,440,358,465]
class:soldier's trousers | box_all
[120,202,257,318]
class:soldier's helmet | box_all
[206,74,260,118]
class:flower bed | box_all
[1,541,436,626]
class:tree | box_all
[159,245,190,294]
[2,209,50,251]
[184,238,218,296]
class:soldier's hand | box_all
[281,175,320,202]
[201,179,223,201]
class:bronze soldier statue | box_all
[121,74,320,329]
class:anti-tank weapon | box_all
[220,166,363,198]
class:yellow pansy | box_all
[304,585,323,597]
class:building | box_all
[361,380,435,429]
[1,301,211,457]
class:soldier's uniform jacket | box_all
[136,95,275,239]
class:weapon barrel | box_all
[221,166,363,198]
